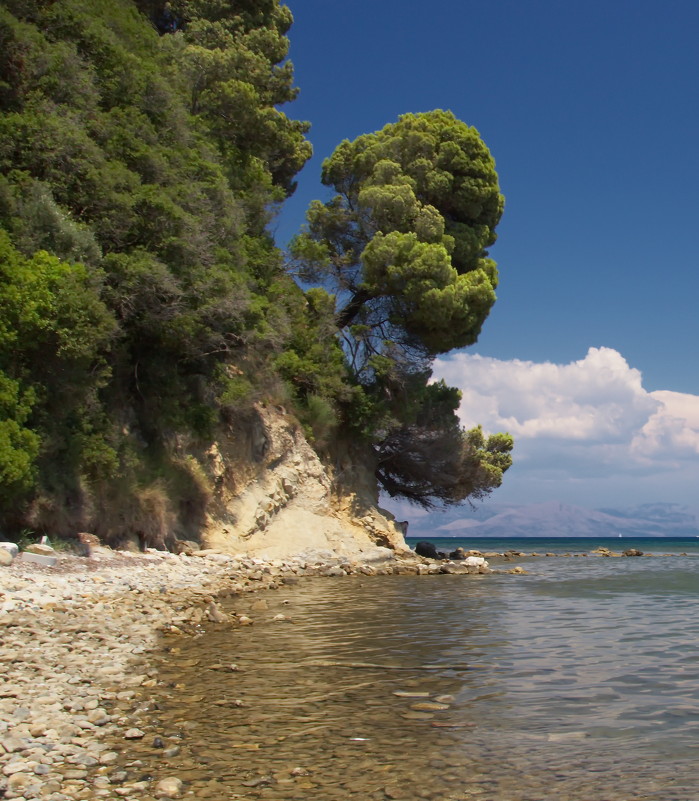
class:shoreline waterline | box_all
[100,552,699,801]
[3,541,699,799]
[0,544,481,799]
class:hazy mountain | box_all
[407,502,699,538]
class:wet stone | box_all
[154,776,184,797]
[401,711,434,720]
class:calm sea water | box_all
[406,534,699,556]
[118,538,699,800]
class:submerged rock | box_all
[155,776,184,797]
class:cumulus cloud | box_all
[432,347,699,503]
[434,347,659,442]
[633,390,699,460]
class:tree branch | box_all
[335,288,372,329]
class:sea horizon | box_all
[405,534,699,556]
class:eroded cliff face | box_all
[200,406,409,560]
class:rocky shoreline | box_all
[0,542,500,800]
[0,540,679,800]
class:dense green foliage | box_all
[0,0,317,537]
[292,112,512,507]
[0,2,511,537]
[292,110,504,362]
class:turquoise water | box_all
[127,541,699,800]
[406,535,699,556]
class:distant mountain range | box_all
[406,501,699,538]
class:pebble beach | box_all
[2,543,496,800]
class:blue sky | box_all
[275,0,699,510]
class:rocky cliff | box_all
[198,405,409,561]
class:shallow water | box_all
[121,553,699,800]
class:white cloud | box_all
[432,347,699,505]
[434,347,659,442]
[633,390,699,460]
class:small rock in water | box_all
[155,776,184,797]
[242,775,274,788]
[124,728,146,739]
[410,702,450,711]
[547,730,590,742]
[87,707,110,725]
[206,601,229,623]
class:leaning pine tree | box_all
[291,110,513,508]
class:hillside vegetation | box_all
[0,0,512,545]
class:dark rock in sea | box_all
[449,547,466,560]
[622,548,644,557]
[415,541,441,559]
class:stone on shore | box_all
[25,543,57,556]
[0,534,508,800]
[19,551,57,567]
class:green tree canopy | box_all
[291,110,504,373]
[292,110,512,508]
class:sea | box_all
[117,536,699,800]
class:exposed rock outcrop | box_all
[202,406,409,561]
